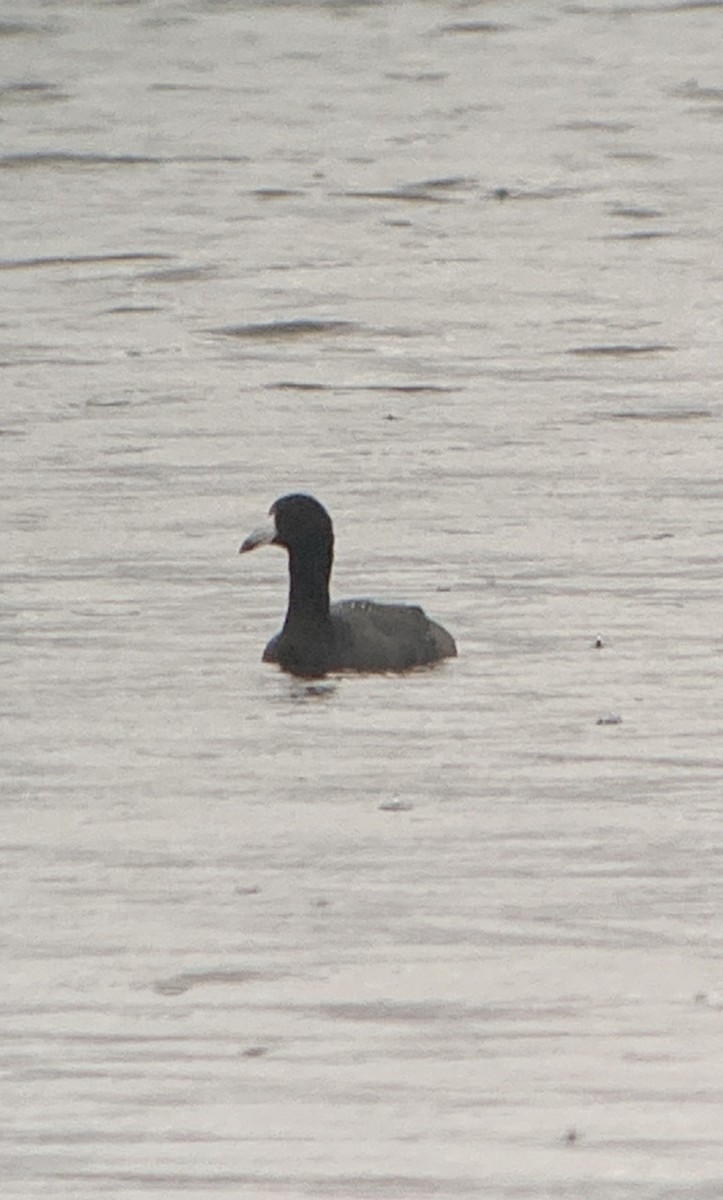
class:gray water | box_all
[3,1,723,1196]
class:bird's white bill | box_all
[239,514,276,554]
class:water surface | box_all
[3,1,723,1196]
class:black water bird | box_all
[240,493,456,678]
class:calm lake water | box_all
[3,0,723,1196]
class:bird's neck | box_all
[285,543,333,627]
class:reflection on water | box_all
[286,679,340,702]
[3,0,723,1196]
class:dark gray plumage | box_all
[240,493,456,679]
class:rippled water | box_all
[3,1,723,1196]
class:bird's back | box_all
[330,599,456,672]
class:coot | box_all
[240,493,456,678]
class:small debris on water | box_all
[694,991,723,1008]
[564,1127,580,1145]
[378,797,414,812]
[235,885,261,896]
[596,713,622,726]
[594,635,604,649]
[242,1046,268,1058]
